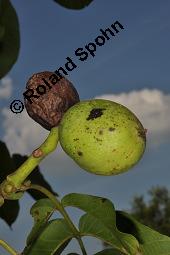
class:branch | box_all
[0,127,59,202]
[0,239,18,255]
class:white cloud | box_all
[95,89,170,146]
[0,77,13,99]
[1,108,48,154]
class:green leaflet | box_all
[116,211,170,255]
[53,0,94,10]
[26,198,56,245]
[0,0,20,79]
[24,219,73,255]
[62,193,139,254]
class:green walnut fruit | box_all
[59,99,146,175]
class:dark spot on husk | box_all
[99,130,103,135]
[77,151,83,156]
[34,210,39,216]
[109,127,115,132]
[136,127,146,142]
[73,138,79,141]
[96,138,102,142]
[86,127,90,130]
[101,198,107,203]
[86,108,106,121]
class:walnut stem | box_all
[0,127,59,202]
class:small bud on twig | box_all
[32,148,43,158]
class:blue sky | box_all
[0,0,170,254]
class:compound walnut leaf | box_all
[0,141,19,227]
[25,200,72,254]
[0,0,20,79]
[62,193,139,254]
[0,199,19,228]
[0,141,15,180]
[53,0,94,10]
[26,198,56,246]
[79,213,129,254]
[116,211,170,255]
[23,219,73,255]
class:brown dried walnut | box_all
[24,71,80,130]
